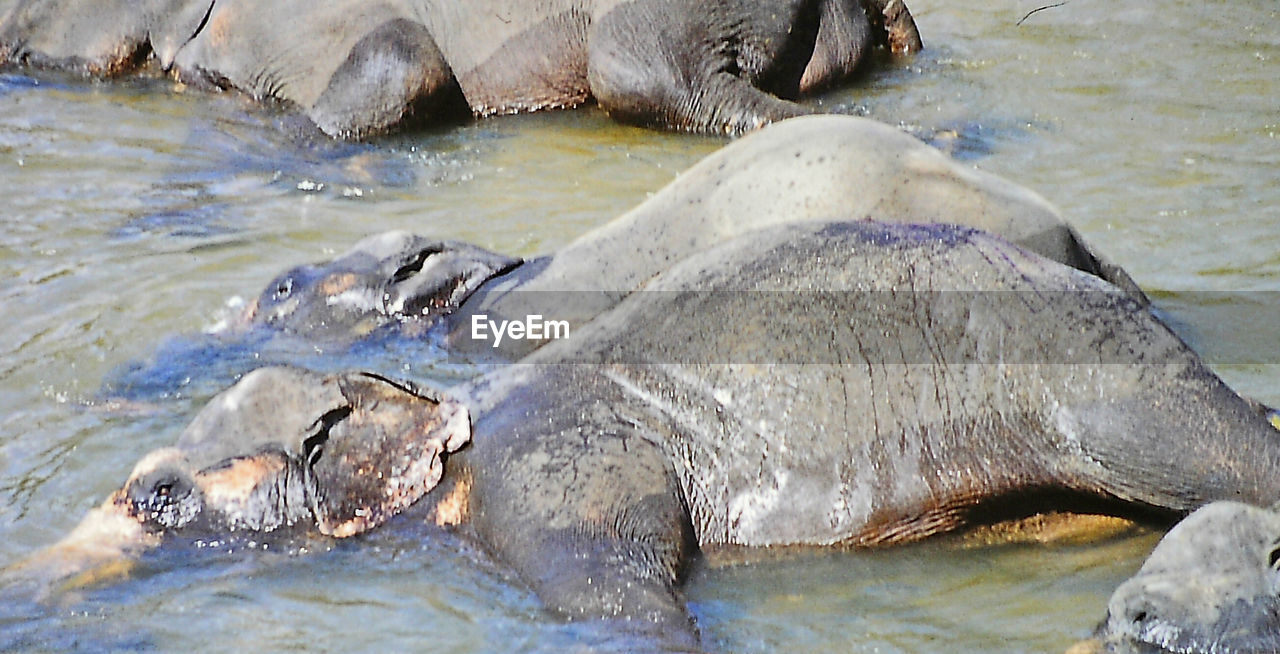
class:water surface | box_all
[1,0,1277,651]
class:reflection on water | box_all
[0,0,1277,651]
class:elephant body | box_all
[209,116,1145,358]
[451,115,1145,358]
[20,220,1280,648]
[103,115,1134,400]
[0,0,921,136]
[438,221,1278,644]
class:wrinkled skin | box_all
[0,0,212,74]
[0,0,921,137]
[5,367,469,589]
[231,230,520,344]
[19,221,1280,649]
[1077,502,1280,654]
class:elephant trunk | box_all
[2,494,160,599]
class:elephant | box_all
[236,231,522,344]
[16,220,1280,649]
[0,0,922,137]
[1071,501,1280,654]
[4,366,472,592]
[218,115,1144,355]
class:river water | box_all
[0,0,1276,651]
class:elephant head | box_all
[236,231,520,343]
[5,366,469,593]
[1086,501,1280,653]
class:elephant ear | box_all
[310,373,470,538]
[382,240,521,319]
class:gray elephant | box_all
[1070,500,1280,654]
[17,220,1280,649]
[5,366,472,592]
[0,0,921,137]
[108,116,1136,397]
[235,231,521,343]
[222,115,1143,355]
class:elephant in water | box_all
[153,115,1143,356]
[1071,500,1280,654]
[0,0,921,137]
[106,116,1142,397]
[15,220,1280,650]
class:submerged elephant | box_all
[219,115,1143,356]
[234,231,522,343]
[0,0,921,137]
[1071,501,1280,654]
[19,220,1280,648]
[6,366,471,591]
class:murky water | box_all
[1,0,1276,651]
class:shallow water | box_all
[0,0,1277,651]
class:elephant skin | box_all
[0,0,921,137]
[19,221,1279,648]
[442,222,1275,644]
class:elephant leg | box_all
[468,391,701,646]
[799,0,873,93]
[799,0,921,92]
[485,457,699,641]
[171,1,464,138]
[512,522,702,648]
[310,18,467,139]
[588,0,817,135]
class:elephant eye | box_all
[126,469,200,529]
[1269,539,1280,570]
[273,277,294,300]
[144,474,186,504]
[154,480,174,498]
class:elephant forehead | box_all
[124,447,187,482]
[318,272,363,296]
[1135,502,1280,576]
[1104,501,1280,640]
[344,230,424,262]
[176,367,346,467]
[318,274,384,316]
